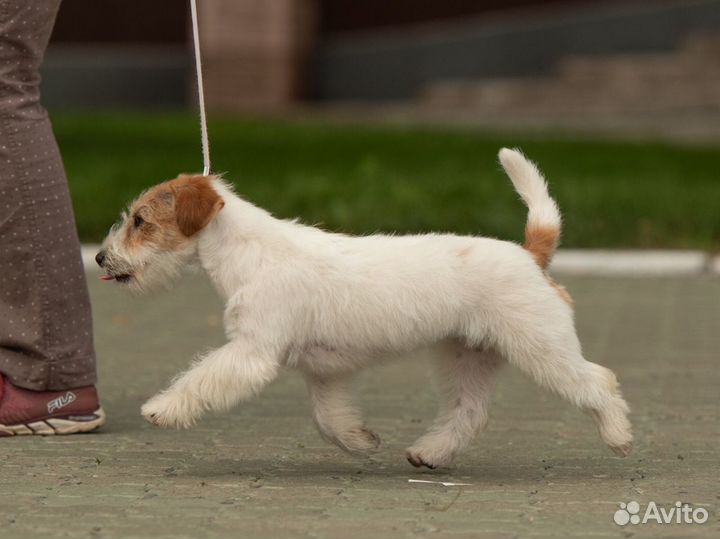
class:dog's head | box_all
[96,174,225,293]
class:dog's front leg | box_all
[141,340,279,428]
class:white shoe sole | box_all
[0,407,106,436]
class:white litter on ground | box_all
[408,479,473,487]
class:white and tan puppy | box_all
[97,148,632,468]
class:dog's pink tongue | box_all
[99,275,114,281]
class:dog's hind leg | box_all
[303,372,380,456]
[488,310,633,457]
[406,342,503,469]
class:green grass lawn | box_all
[54,111,720,249]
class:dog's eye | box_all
[133,214,145,228]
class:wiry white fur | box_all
[101,220,196,294]
[131,149,633,468]
[499,147,562,234]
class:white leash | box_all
[189,0,211,176]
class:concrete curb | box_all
[81,245,719,277]
[711,255,720,275]
[550,250,714,276]
[82,244,102,270]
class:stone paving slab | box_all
[1,275,718,539]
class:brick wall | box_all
[198,0,318,112]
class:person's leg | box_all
[0,0,96,391]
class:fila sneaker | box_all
[0,373,105,436]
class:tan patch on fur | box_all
[601,366,619,394]
[525,223,560,269]
[458,246,473,258]
[121,174,224,253]
[548,278,573,306]
[170,174,225,237]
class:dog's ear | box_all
[173,175,225,237]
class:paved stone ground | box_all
[1,275,718,539]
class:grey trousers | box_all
[0,0,96,390]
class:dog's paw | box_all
[610,442,633,458]
[405,446,454,469]
[335,427,381,456]
[141,391,199,429]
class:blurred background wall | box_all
[43,0,720,123]
[44,0,188,108]
[37,0,720,249]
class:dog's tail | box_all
[499,148,562,270]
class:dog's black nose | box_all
[95,250,106,267]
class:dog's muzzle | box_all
[95,250,106,268]
[95,249,133,282]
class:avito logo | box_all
[614,501,709,526]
